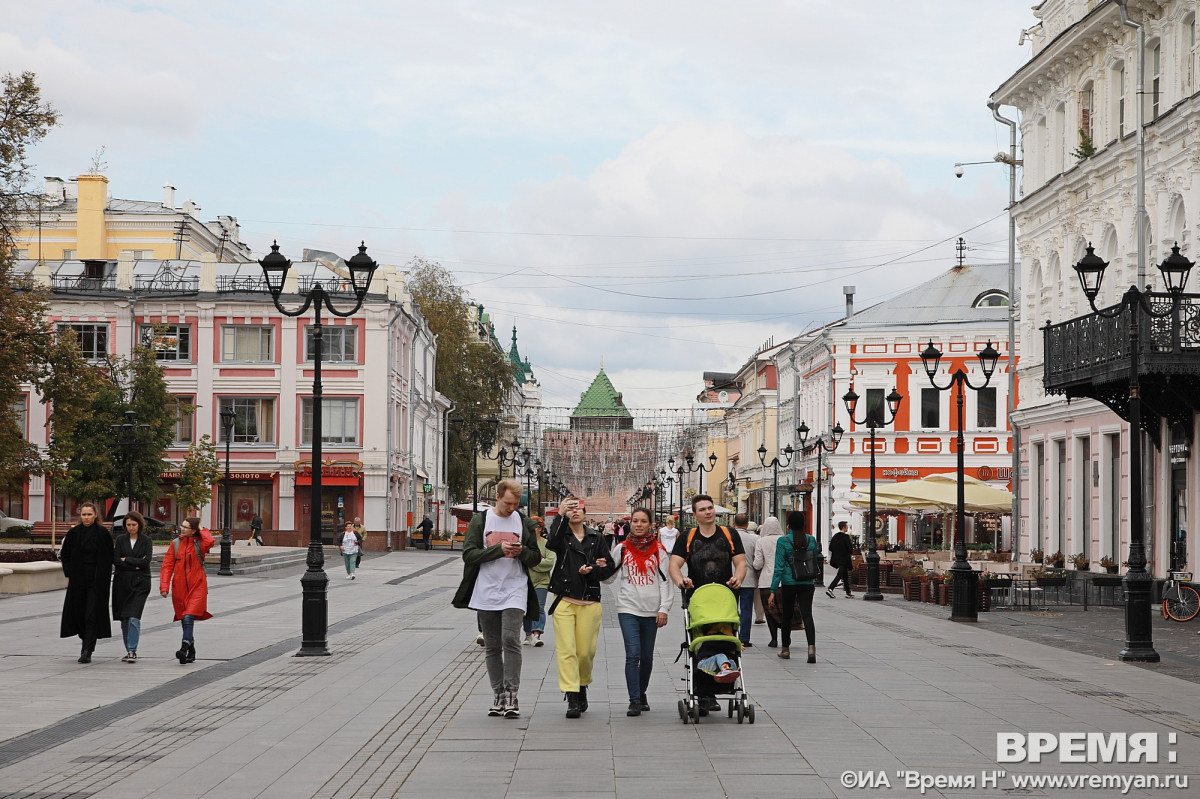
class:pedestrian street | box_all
[1,552,1197,798]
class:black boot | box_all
[185,642,196,663]
[565,692,582,719]
[177,643,189,665]
[578,685,588,713]
[78,647,91,664]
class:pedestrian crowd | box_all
[454,488,862,719]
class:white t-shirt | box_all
[469,509,528,612]
[659,526,679,557]
[340,530,360,555]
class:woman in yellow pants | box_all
[546,498,616,718]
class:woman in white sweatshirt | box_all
[605,506,673,717]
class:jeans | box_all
[523,587,548,634]
[343,553,357,575]
[422,533,431,551]
[121,617,141,651]
[828,564,851,594]
[779,584,815,648]
[478,608,524,693]
[181,614,196,644]
[736,587,755,644]
[617,613,659,702]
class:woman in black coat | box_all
[59,502,114,663]
[112,510,153,663]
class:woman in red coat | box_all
[159,516,213,665]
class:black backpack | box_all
[789,532,817,581]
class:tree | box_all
[0,71,59,492]
[405,258,517,500]
[176,435,221,517]
[46,340,180,512]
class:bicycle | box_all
[1162,571,1200,622]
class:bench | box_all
[427,535,466,550]
[0,561,68,594]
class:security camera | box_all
[954,163,964,179]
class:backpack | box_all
[171,535,203,562]
[789,532,817,582]
[683,526,737,586]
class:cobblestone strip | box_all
[312,643,486,799]
[0,591,446,799]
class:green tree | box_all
[176,435,221,516]
[405,258,516,500]
[46,341,180,511]
[0,71,59,492]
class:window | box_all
[13,248,28,260]
[919,388,940,428]
[1113,63,1126,137]
[218,397,275,444]
[865,388,885,428]
[122,249,154,259]
[58,323,108,359]
[973,291,1009,308]
[1078,436,1092,559]
[976,387,997,428]
[9,396,27,438]
[221,326,273,362]
[1108,433,1121,558]
[61,249,76,260]
[301,398,360,445]
[1150,42,1161,119]
[140,324,191,361]
[1187,15,1197,95]
[1056,440,1067,556]
[305,325,356,363]
[167,395,195,444]
[1033,442,1045,551]
[1080,83,1093,140]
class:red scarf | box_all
[622,532,663,581]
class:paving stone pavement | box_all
[1,552,1198,798]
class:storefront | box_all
[294,459,363,544]
[215,472,277,532]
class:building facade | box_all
[993,0,1200,575]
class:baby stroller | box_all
[676,583,756,724]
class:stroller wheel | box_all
[736,702,745,723]
[678,699,688,723]
[747,704,756,724]
[691,701,701,724]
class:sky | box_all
[4,1,1040,409]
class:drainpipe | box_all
[408,321,422,549]
[384,303,407,551]
[1116,0,1147,285]
[991,101,1021,560]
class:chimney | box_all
[44,176,65,200]
[163,183,176,208]
[843,285,856,318]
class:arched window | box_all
[972,291,1009,308]
[1054,103,1067,174]
[1149,40,1162,119]
[1112,62,1126,137]
[1080,81,1094,142]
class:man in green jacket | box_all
[452,479,542,719]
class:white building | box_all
[993,0,1200,574]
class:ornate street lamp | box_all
[217,407,237,576]
[260,241,378,657]
[842,385,903,602]
[920,339,1000,622]
[450,412,501,514]
[681,451,718,494]
[1066,241,1195,661]
[757,442,795,522]
[660,467,676,521]
[797,421,844,584]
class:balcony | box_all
[51,275,117,293]
[1043,291,1200,442]
[216,275,268,294]
[134,274,199,295]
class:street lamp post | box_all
[842,385,904,602]
[757,443,795,522]
[1067,242,1195,661]
[797,421,844,585]
[682,452,718,494]
[668,458,687,519]
[660,468,676,521]
[495,438,523,478]
[260,241,378,657]
[110,410,150,520]
[726,466,737,512]
[520,457,541,514]
[920,340,1001,622]
[450,413,501,514]
[218,408,236,576]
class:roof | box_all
[508,326,535,384]
[571,368,632,418]
[703,371,737,386]
[841,262,1017,330]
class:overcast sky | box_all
[6,1,1039,408]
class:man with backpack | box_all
[668,494,747,714]
[668,494,747,592]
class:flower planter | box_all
[1036,577,1067,587]
[919,582,930,603]
[1105,566,1119,574]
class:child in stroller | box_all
[677,583,756,724]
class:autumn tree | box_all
[405,258,516,500]
[0,71,59,492]
[176,435,221,517]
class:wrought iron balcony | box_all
[216,275,268,294]
[1044,291,1200,442]
[51,275,118,293]
[134,273,199,295]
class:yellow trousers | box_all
[552,600,602,693]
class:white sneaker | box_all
[523,634,533,646]
[476,633,485,647]
[533,631,544,647]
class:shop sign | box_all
[880,468,919,478]
[1170,426,1190,465]
[294,459,363,478]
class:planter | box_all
[1105,566,1119,574]
[919,582,930,603]
[1036,577,1067,587]
[1074,564,1090,572]
[980,578,1012,590]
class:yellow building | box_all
[11,174,253,263]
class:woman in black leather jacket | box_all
[546,498,615,718]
